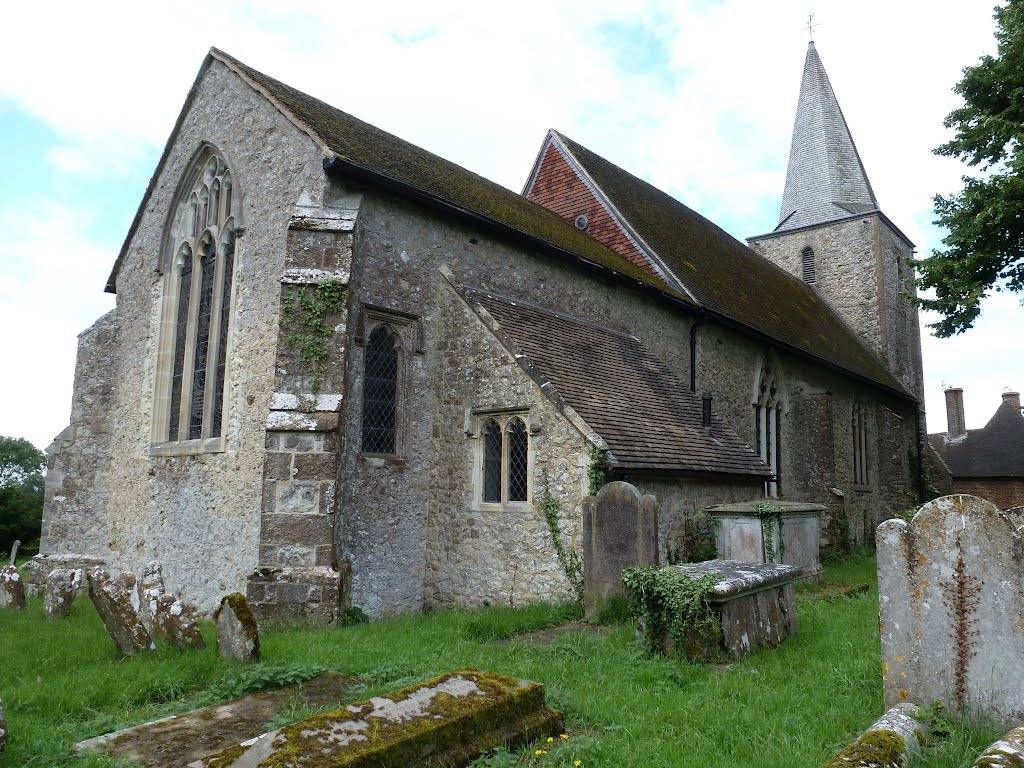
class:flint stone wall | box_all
[878,494,1024,725]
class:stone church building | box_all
[39,42,927,620]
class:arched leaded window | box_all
[755,361,782,497]
[801,246,816,283]
[477,413,531,507]
[361,326,399,454]
[161,150,237,446]
[852,402,870,486]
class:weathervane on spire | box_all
[805,12,817,42]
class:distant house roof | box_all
[928,402,1024,478]
[464,287,772,477]
[109,48,909,401]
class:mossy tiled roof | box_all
[213,50,685,303]
[554,132,905,394]
[928,403,1024,478]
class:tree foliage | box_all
[916,0,1024,337]
[0,436,46,556]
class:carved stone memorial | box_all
[87,568,155,655]
[0,565,26,609]
[215,593,260,662]
[878,494,1024,725]
[707,500,824,577]
[583,481,658,620]
[43,568,84,618]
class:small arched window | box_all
[801,246,816,283]
[361,326,399,454]
[477,414,531,507]
[159,149,237,447]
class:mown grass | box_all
[0,551,999,767]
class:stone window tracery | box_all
[476,413,531,508]
[155,148,238,452]
[755,361,782,497]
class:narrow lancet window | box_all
[483,420,502,503]
[361,326,399,454]
[756,361,782,496]
[507,418,529,502]
[801,246,816,283]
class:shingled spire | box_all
[777,42,878,231]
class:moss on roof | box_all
[213,50,688,304]
[553,132,906,395]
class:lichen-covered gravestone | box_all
[190,670,563,768]
[136,561,165,630]
[153,594,205,650]
[583,481,658,620]
[87,568,155,655]
[971,725,1024,767]
[0,564,26,609]
[215,593,260,662]
[43,568,84,618]
[878,495,1024,725]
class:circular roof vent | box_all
[574,214,590,232]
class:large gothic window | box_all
[478,414,530,507]
[158,149,237,448]
[755,361,782,496]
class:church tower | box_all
[748,41,923,402]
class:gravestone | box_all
[137,561,165,630]
[971,725,1024,767]
[0,696,6,753]
[190,670,562,768]
[0,565,26,609]
[152,594,205,650]
[583,482,658,620]
[707,500,824,577]
[878,494,1024,725]
[87,568,155,655]
[43,568,84,618]
[215,593,260,662]
[9,540,19,565]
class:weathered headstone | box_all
[43,568,84,618]
[971,725,1024,767]
[152,594,205,650]
[189,670,563,768]
[0,565,26,609]
[9,539,19,566]
[878,494,1024,725]
[87,568,155,655]
[0,696,6,754]
[583,481,658,620]
[822,703,923,767]
[137,561,165,630]
[215,593,260,662]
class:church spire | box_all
[777,41,878,232]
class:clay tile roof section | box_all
[928,403,1024,478]
[551,130,906,396]
[468,289,772,477]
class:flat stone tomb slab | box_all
[74,674,357,767]
[192,669,563,768]
[672,559,801,661]
[707,500,824,578]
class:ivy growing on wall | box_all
[279,278,349,394]
[541,473,584,603]
[587,446,607,496]
[621,566,719,655]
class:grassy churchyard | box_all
[0,551,1003,768]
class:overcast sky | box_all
[0,0,1017,451]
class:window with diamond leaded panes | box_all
[361,326,399,454]
[478,414,530,507]
[157,148,237,449]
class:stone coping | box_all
[971,725,1024,766]
[706,500,825,516]
[672,560,802,600]
[822,703,923,767]
[75,674,357,767]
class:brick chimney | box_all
[1003,391,1021,410]
[945,387,966,438]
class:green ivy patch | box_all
[621,566,719,656]
[279,278,349,394]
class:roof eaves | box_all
[325,155,698,312]
[550,131,698,303]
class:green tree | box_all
[916,1,1024,337]
[0,436,46,557]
